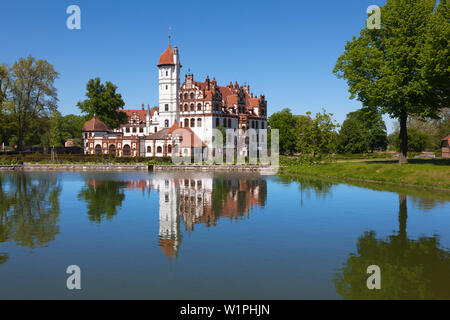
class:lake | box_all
[0,170,449,299]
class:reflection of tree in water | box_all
[0,253,8,265]
[277,175,333,206]
[77,180,127,223]
[0,173,61,250]
[334,195,450,299]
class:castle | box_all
[82,44,267,158]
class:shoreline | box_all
[0,163,277,173]
[278,171,450,193]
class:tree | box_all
[0,64,8,108]
[3,56,59,150]
[333,0,450,164]
[337,117,368,154]
[77,78,127,129]
[391,127,428,153]
[267,108,298,155]
[338,108,387,154]
[301,109,339,160]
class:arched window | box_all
[190,118,195,127]
[197,103,202,111]
[184,104,188,112]
[184,93,188,99]
[147,146,151,153]
[109,144,116,155]
[123,145,131,156]
[197,118,202,127]
[165,119,169,127]
[157,146,162,153]
[168,145,172,153]
[190,93,194,99]
[190,103,194,111]
[184,119,189,127]
[95,144,102,154]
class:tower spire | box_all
[168,26,172,45]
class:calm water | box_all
[0,170,449,299]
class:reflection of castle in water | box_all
[80,173,267,260]
[148,173,267,260]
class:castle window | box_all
[223,118,227,127]
[184,104,188,112]
[166,85,168,90]
[184,119,189,127]
[157,146,162,153]
[165,119,169,127]
[216,118,219,128]
[256,121,259,129]
[197,103,202,111]
[165,194,169,202]
[190,103,194,111]
[190,93,194,99]
[168,145,172,153]
[228,119,231,128]
[126,127,130,133]
[95,144,102,154]
[184,93,188,99]
[147,146,151,153]
[165,104,169,111]
[166,71,168,76]
[123,145,131,156]
[197,118,202,127]
[190,118,195,127]
[133,127,137,133]
[262,122,265,129]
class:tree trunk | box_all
[398,113,408,164]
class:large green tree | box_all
[77,78,127,129]
[2,56,58,150]
[333,0,450,164]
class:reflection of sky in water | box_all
[0,171,449,299]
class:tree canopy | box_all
[2,56,59,150]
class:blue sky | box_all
[0,0,395,131]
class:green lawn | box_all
[280,158,450,190]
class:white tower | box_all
[158,44,181,130]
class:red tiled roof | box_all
[82,116,110,132]
[442,135,450,141]
[158,45,175,66]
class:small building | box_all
[441,135,450,158]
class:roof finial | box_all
[168,26,172,45]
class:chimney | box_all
[141,103,145,110]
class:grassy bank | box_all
[280,157,450,190]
